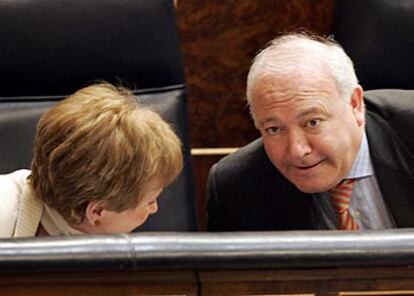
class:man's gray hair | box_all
[246,33,359,106]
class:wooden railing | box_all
[1,230,414,295]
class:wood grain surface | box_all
[176,0,335,147]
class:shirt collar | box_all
[41,204,84,236]
[346,132,374,179]
[13,183,43,237]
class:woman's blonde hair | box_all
[30,83,183,224]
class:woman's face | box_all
[90,181,163,234]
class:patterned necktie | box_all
[329,179,359,230]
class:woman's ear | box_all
[84,201,105,227]
[350,85,365,126]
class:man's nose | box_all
[288,130,312,159]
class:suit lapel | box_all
[366,112,414,227]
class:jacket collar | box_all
[366,111,414,227]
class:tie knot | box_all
[329,179,356,213]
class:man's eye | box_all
[265,127,280,135]
[307,118,321,128]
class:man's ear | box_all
[350,85,365,126]
[84,201,105,226]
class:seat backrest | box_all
[0,0,185,95]
[333,0,414,90]
[0,0,197,231]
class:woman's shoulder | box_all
[0,169,31,238]
[0,169,31,193]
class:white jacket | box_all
[0,170,83,237]
[0,169,43,237]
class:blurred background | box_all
[175,0,335,148]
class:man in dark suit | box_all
[207,33,414,231]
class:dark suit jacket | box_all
[207,89,414,231]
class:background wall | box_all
[176,0,335,148]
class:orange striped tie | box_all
[329,179,359,230]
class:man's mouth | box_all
[296,159,324,170]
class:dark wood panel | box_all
[176,0,335,147]
[191,149,237,230]
[0,271,198,296]
[199,267,414,296]
[2,267,414,296]
[0,286,195,296]
[340,291,414,296]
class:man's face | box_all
[250,70,365,193]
